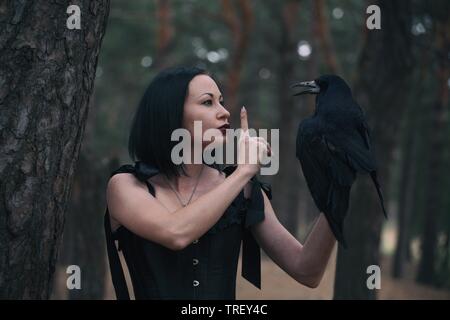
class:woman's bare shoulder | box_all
[107,172,159,206]
[107,172,165,232]
[107,172,147,193]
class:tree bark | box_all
[152,0,175,70]
[416,15,450,285]
[392,108,418,278]
[334,0,413,299]
[0,1,110,299]
[392,47,431,278]
[313,0,341,74]
[270,0,302,237]
[221,0,253,114]
[55,153,117,299]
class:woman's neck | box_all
[170,163,206,191]
[183,163,205,178]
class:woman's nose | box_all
[217,104,230,120]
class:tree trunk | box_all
[0,1,110,299]
[55,153,117,299]
[392,108,418,278]
[392,46,431,278]
[313,0,341,74]
[334,0,413,299]
[270,0,302,237]
[416,15,449,285]
[152,0,175,70]
[221,0,253,114]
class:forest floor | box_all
[53,225,449,300]
[236,247,450,300]
[95,246,450,300]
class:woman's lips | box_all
[218,124,230,135]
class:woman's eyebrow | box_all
[198,93,223,99]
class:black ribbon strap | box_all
[104,161,159,300]
[104,211,130,300]
[241,174,272,289]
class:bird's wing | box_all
[296,120,356,246]
[296,124,330,211]
[326,120,377,173]
[344,101,377,171]
[324,110,387,218]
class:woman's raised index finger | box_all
[240,106,248,132]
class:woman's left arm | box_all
[250,187,336,288]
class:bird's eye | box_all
[202,100,213,106]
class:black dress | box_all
[104,161,272,300]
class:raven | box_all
[291,75,387,248]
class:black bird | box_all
[291,75,387,248]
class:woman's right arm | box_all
[107,107,270,251]
[107,166,252,251]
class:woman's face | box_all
[182,74,231,148]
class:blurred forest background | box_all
[51,0,449,299]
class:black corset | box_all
[104,161,272,300]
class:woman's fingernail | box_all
[241,106,246,112]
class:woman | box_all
[105,66,336,300]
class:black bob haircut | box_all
[128,66,210,179]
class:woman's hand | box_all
[237,106,271,177]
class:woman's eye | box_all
[219,100,225,105]
[202,100,213,106]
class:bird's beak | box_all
[290,81,320,96]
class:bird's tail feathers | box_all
[370,171,388,218]
[325,185,350,248]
